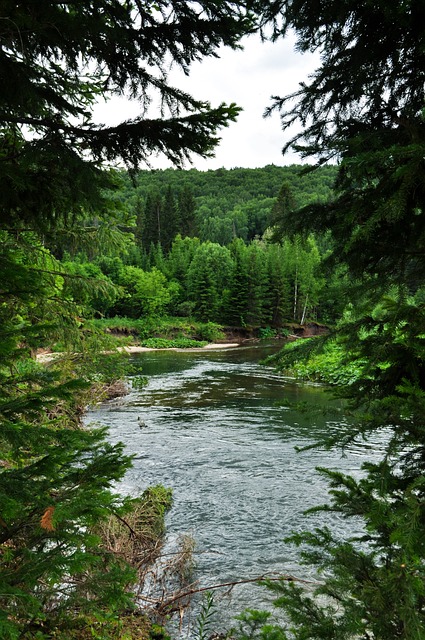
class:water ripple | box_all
[86,345,383,632]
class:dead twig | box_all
[137,571,321,612]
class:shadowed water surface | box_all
[86,344,382,632]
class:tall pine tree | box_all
[0,2,257,636]
[252,1,425,637]
[178,184,198,238]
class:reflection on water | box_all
[85,343,381,632]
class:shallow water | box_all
[86,343,382,633]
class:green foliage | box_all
[60,259,119,317]
[82,227,334,327]
[87,316,223,347]
[1,1,252,207]
[271,338,366,386]
[0,417,136,638]
[258,327,277,340]
[233,609,286,640]
[60,170,340,327]
[196,592,216,640]
[196,322,226,343]
[89,257,178,319]
[131,375,149,391]
[137,184,198,252]
[149,623,172,640]
[268,180,296,239]
[252,1,425,638]
[140,338,208,349]
[0,1,265,636]
[261,460,425,638]
[123,164,337,247]
[116,265,175,318]
[132,485,173,539]
[187,241,234,322]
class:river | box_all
[85,343,381,635]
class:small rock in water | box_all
[137,417,147,428]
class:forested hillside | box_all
[57,164,342,329]
[121,164,337,247]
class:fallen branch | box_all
[137,572,320,611]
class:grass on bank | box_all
[267,337,367,386]
[48,317,226,352]
[140,337,208,349]
[87,317,226,345]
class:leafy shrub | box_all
[196,321,225,342]
[270,338,367,386]
[140,338,208,349]
[258,326,276,340]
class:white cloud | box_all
[93,33,319,170]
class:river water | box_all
[86,343,381,634]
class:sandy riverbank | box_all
[118,343,239,353]
[36,343,240,362]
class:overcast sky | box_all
[93,33,319,171]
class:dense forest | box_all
[56,164,340,332]
[125,164,336,247]
[2,2,425,640]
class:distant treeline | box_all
[118,164,337,249]
[57,164,344,327]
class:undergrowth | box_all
[140,338,208,349]
[268,338,367,386]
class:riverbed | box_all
[85,343,381,634]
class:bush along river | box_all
[85,343,384,635]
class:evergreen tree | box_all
[162,185,179,251]
[225,238,251,326]
[142,190,163,248]
[166,235,200,289]
[199,214,236,245]
[0,2,258,635]
[1,1,250,233]
[251,1,425,637]
[134,194,145,247]
[164,234,200,314]
[148,241,167,273]
[244,197,275,240]
[245,241,268,326]
[187,242,233,321]
[0,234,137,638]
[60,258,119,317]
[264,243,288,326]
[268,179,296,238]
[177,184,198,238]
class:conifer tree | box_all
[0,2,257,636]
[187,242,233,321]
[141,190,164,248]
[134,194,145,247]
[178,184,198,238]
[1,1,252,232]
[0,233,137,638]
[166,234,200,291]
[148,241,167,273]
[225,238,251,326]
[245,241,268,326]
[162,185,179,252]
[264,243,288,326]
[252,1,425,637]
[268,179,296,239]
